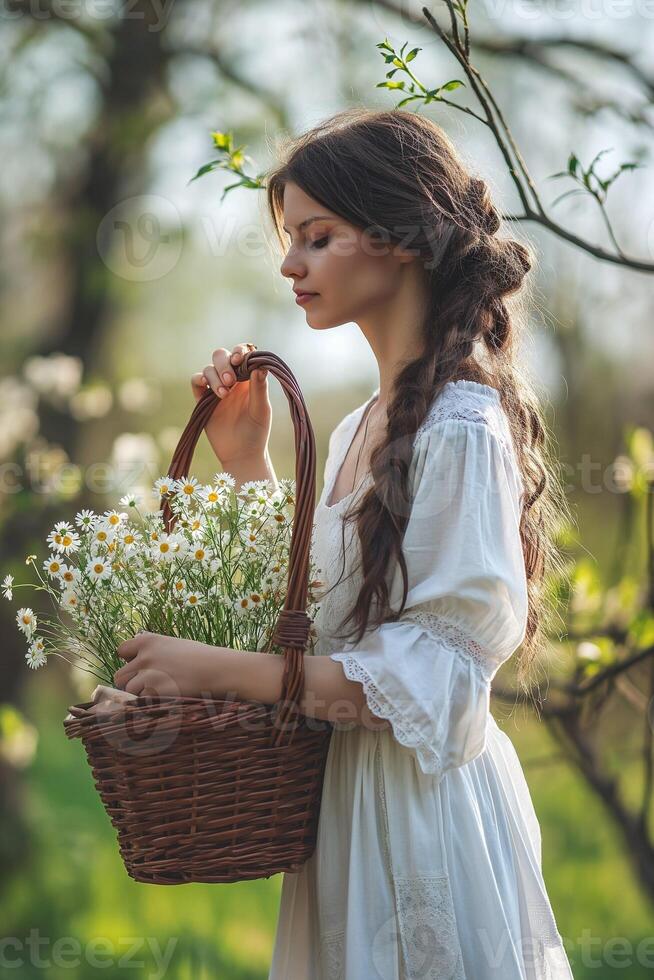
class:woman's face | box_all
[280,181,416,331]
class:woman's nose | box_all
[280,246,306,280]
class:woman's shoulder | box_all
[413,380,523,503]
[328,379,511,453]
[417,378,502,430]
[413,379,513,457]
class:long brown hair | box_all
[266,107,573,694]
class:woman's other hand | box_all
[190,342,271,465]
[114,632,223,698]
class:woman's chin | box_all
[305,311,348,330]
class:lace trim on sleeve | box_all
[331,612,492,776]
[332,653,444,777]
[399,610,495,682]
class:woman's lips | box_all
[295,292,319,306]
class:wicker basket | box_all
[63,349,334,884]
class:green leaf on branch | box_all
[188,128,266,196]
[438,79,465,92]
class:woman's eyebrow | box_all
[282,215,332,233]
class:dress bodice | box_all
[309,379,518,660]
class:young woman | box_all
[115,108,575,978]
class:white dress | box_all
[268,379,574,980]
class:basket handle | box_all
[160,349,317,747]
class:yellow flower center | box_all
[160,543,170,553]
[109,515,119,525]
[194,550,205,560]
[124,534,134,544]
[93,563,104,574]
[62,535,72,547]
[22,615,31,624]
[97,531,107,541]
[188,595,198,604]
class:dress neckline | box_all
[319,379,500,513]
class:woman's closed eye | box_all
[309,235,329,250]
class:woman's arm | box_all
[113,634,390,733]
[218,647,392,732]
[223,449,279,493]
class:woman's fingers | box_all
[203,364,231,398]
[191,371,209,400]
[192,344,264,401]
[212,348,239,393]
[116,635,143,660]
[231,343,267,384]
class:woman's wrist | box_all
[212,646,285,704]
[219,450,278,492]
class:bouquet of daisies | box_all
[3,472,323,688]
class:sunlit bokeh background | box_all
[2,1,654,977]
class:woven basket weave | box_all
[63,349,334,884]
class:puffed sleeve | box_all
[329,416,528,779]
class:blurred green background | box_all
[2,1,654,977]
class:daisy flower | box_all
[214,472,236,491]
[25,639,47,669]
[46,521,75,551]
[171,578,187,596]
[46,528,64,551]
[276,479,295,504]
[48,527,81,554]
[2,574,13,601]
[90,525,116,548]
[187,516,207,535]
[189,545,212,564]
[58,565,80,588]
[150,532,184,562]
[60,589,80,610]
[238,480,271,500]
[120,528,142,553]
[74,509,97,530]
[43,556,65,578]
[198,484,222,507]
[233,595,255,615]
[103,509,128,529]
[175,476,199,498]
[239,527,263,554]
[183,590,204,607]
[86,555,113,582]
[119,492,141,508]
[154,476,175,496]
[16,607,36,636]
